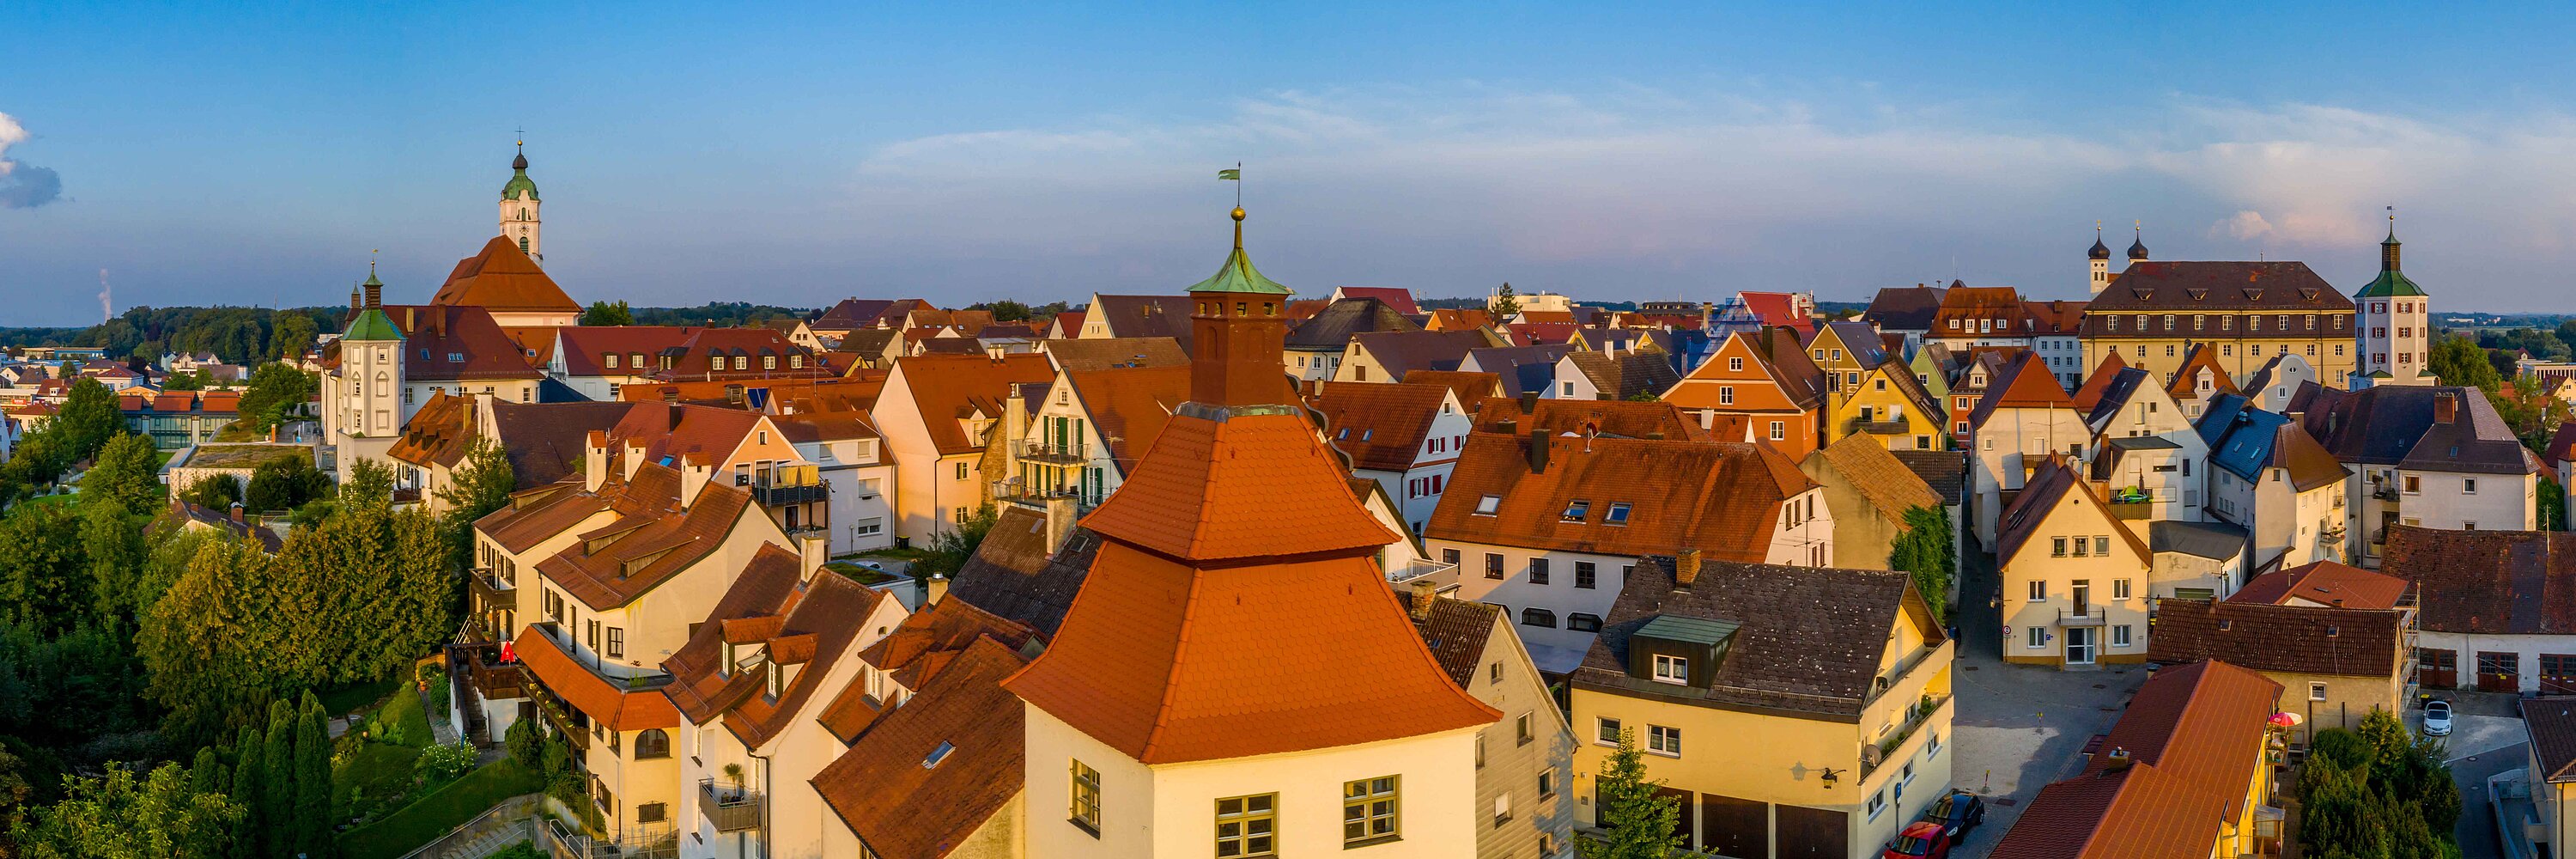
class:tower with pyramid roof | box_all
[1007,205,1500,858]
[2353,210,2433,387]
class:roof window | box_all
[923,740,956,769]
[1562,500,1591,521]
[1605,503,1631,526]
[1474,495,1501,515]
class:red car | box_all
[1883,820,1952,859]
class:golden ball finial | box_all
[1230,206,1246,222]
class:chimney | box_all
[925,573,950,606]
[1043,494,1078,551]
[229,503,246,524]
[1675,548,1702,588]
[583,436,609,491]
[1527,427,1550,473]
[2434,391,2458,424]
[1518,391,1540,414]
[1498,417,1519,436]
[799,533,827,576]
[2103,747,2133,771]
[1410,578,1437,621]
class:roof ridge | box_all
[1134,564,1206,763]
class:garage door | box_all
[1656,786,1696,852]
[2478,651,2521,693]
[1776,804,1848,858]
[1699,794,1768,859]
[2417,648,2456,690]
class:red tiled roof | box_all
[888,354,1056,455]
[1010,408,1498,765]
[1311,381,1451,472]
[1469,397,1710,441]
[1989,661,2281,859]
[431,235,580,314]
[813,637,1029,859]
[2166,344,2240,399]
[387,393,477,469]
[499,460,765,611]
[606,403,763,468]
[1504,321,1581,346]
[1335,287,1420,315]
[662,545,890,748]
[1427,308,1496,331]
[512,625,681,731]
[1738,292,1815,333]
[2227,561,2410,609]
[2070,351,2130,412]
[553,326,697,375]
[1970,352,2074,430]
[2148,599,2403,678]
[1060,364,1190,472]
[1404,369,1503,405]
[1429,432,1810,561]
[375,304,547,381]
[2545,421,2576,470]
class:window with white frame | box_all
[1651,654,1687,685]
[1646,725,1680,756]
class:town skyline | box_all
[14,4,2576,323]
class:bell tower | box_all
[500,139,543,265]
[2087,222,2111,296]
[1184,205,1293,410]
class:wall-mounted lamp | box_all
[1818,767,1845,789]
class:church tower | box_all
[500,142,542,265]
[2354,210,2432,387]
[2087,222,2112,296]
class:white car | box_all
[2421,700,2453,737]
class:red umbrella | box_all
[2269,712,2303,728]
[498,641,518,664]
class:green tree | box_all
[2557,320,2576,356]
[179,474,242,510]
[343,458,393,507]
[436,436,519,571]
[1580,728,1680,859]
[13,762,240,859]
[0,745,37,839]
[1889,505,1956,621]
[233,363,319,433]
[139,537,281,748]
[580,300,635,326]
[243,455,326,513]
[82,432,166,515]
[258,700,294,858]
[2428,335,2500,391]
[186,746,226,800]
[971,300,1032,322]
[916,503,1000,582]
[295,695,330,859]
[164,369,208,391]
[0,503,92,633]
[2548,476,2569,532]
[226,725,261,859]
[505,717,544,770]
[269,311,319,362]
[1492,282,1523,318]
[52,378,124,465]
[82,502,149,628]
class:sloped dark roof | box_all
[2147,599,2403,679]
[2300,384,2531,475]
[2524,698,2576,784]
[2148,520,2246,561]
[945,504,1097,642]
[1041,336,1189,371]
[487,399,635,490]
[2383,526,2576,635]
[1392,592,1499,687]
[1287,297,1419,350]
[2082,261,2354,314]
[1351,330,1499,378]
[1564,350,1682,400]
[1862,284,1947,332]
[1889,449,1967,506]
[1573,558,1941,719]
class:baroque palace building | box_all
[2077,228,2359,389]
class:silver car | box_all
[2421,700,2453,737]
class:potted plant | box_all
[722,763,745,802]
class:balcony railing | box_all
[1862,691,1953,777]
[469,567,516,611]
[749,475,829,507]
[699,778,762,832]
[2371,487,2399,503]
[1019,440,1090,465]
[1387,558,1459,585]
[2059,605,2107,627]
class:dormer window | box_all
[1651,654,1687,685]
[605,353,620,369]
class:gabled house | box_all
[1285,296,1417,381]
[1309,381,1471,532]
[1996,459,2154,667]
[1336,329,1504,383]
[1073,294,1196,353]
[1394,584,1577,859]
[2025,299,2087,389]
[1803,320,1890,401]
[1662,328,1828,460]
[2165,343,2241,418]
[1425,430,1827,667]
[546,326,696,401]
[1571,555,1953,859]
[1330,286,1422,315]
[2298,384,2544,565]
[1004,362,1189,509]
[1863,283,1947,355]
[607,403,835,541]
[1988,661,2284,859]
[811,605,1036,859]
[1800,435,1946,570]
[1467,396,1712,443]
[2075,360,2208,530]
[773,409,897,554]
[1550,348,1680,401]
[1459,344,1572,399]
[1426,308,1497,332]
[661,545,909,858]
[1829,357,1945,451]
[871,354,1054,540]
[2384,527,2576,694]
[1966,352,2087,545]
[2197,394,2348,570]
[2150,597,2411,744]
[1926,286,2034,352]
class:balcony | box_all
[2059,605,2107,627]
[1386,558,1459,586]
[749,474,829,507]
[1019,440,1090,465]
[699,778,762,832]
[2371,487,2400,503]
[1862,691,1953,777]
[469,567,515,611]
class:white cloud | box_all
[0,111,64,209]
[2216,210,2274,240]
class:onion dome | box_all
[2089,225,2111,260]
[501,143,539,202]
[2126,228,2149,261]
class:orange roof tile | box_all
[2167,344,2241,399]
[1403,369,1503,404]
[889,354,1056,455]
[662,545,890,748]
[1429,432,1810,561]
[1310,381,1451,472]
[512,624,680,731]
[1970,352,2074,429]
[1468,397,1712,441]
[813,637,1029,859]
[1060,364,1190,472]
[1077,411,1398,562]
[2227,560,2411,610]
[2069,351,2130,412]
[431,235,580,313]
[1990,661,2281,859]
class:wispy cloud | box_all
[830,85,2576,307]
[0,112,64,210]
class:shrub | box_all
[503,719,543,771]
[375,688,433,748]
[415,741,477,785]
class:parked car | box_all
[2421,699,2453,737]
[1882,820,1953,859]
[1922,790,1986,842]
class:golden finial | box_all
[1231,206,1246,222]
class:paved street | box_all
[2451,740,2522,859]
[1943,649,2146,858]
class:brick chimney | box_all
[228,503,245,524]
[1674,548,1703,588]
[2434,391,2458,424]
[1409,578,1437,621]
[1527,427,1550,473]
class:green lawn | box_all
[16,494,76,510]
[332,741,423,823]
[317,677,404,717]
[824,560,903,586]
[336,759,544,859]
[845,545,934,562]
[368,687,434,748]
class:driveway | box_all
[1943,545,2145,859]
[2451,741,2524,859]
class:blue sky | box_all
[7,3,2576,325]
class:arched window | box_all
[518,236,530,253]
[634,728,670,759]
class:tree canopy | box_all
[232,363,318,433]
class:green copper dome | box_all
[342,308,404,342]
[501,168,539,203]
[1185,207,1291,295]
[2354,228,2426,299]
